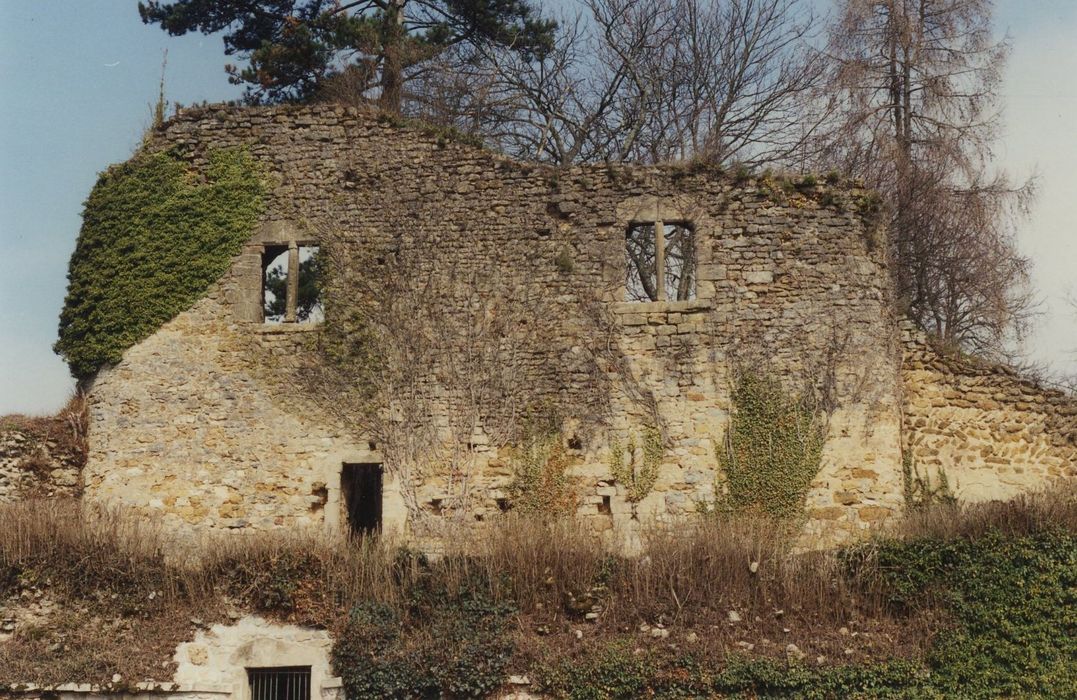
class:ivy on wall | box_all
[509,430,578,515]
[55,148,265,379]
[717,372,825,519]
[902,451,957,509]
[609,426,663,502]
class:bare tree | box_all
[817,0,1036,357]
[460,0,826,166]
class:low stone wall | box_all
[901,322,1077,501]
[175,617,341,700]
[0,423,82,502]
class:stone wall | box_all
[901,322,1077,501]
[0,421,82,502]
[83,104,906,547]
[174,616,341,700]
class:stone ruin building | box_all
[76,104,1075,547]
[2,103,1074,700]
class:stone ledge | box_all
[250,323,321,334]
[611,300,713,316]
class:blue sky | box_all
[1,1,1075,415]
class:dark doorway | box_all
[342,463,382,535]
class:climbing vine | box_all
[717,372,825,519]
[55,148,265,379]
[609,426,663,502]
[508,430,578,515]
[902,451,957,509]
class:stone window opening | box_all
[625,221,696,302]
[247,666,311,700]
[261,243,323,324]
[342,463,383,536]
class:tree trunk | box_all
[380,0,406,114]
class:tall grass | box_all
[0,502,886,632]
[1,484,1072,631]
[894,483,1077,540]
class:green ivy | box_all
[873,531,1077,699]
[902,451,956,510]
[55,148,265,379]
[534,646,934,699]
[609,426,663,502]
[717,372,825,519]
[332,592,516,699]
[509,430,577,515]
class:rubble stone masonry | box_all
[901,322,1076,501]
[76,104,1073,549]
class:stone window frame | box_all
[235,222,323,330]
[625,219,697,303]
[612,196,713,315]
[261,241,322,324]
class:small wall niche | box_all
[342,463,383,536]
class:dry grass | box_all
[1,484,1073,685]
[894,482,1077,541]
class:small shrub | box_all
[535,641,656,699]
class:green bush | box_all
[535,647,933,699]
[874,531,1077,699]
[332,590,516,699]
[55,148,264,379]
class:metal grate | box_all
[247,667,311,700]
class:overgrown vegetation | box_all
[55,148,264,379]
[717,372,826,518]
[1,488,1075,697]
[334,593,515,699]
[0,394,88,471]
[608,426,663,502]
[902,451,956,510]
[509,430,578,515]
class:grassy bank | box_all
[0,487,1074,698]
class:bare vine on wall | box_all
[291,206,665,527]
[295,221,561,526]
